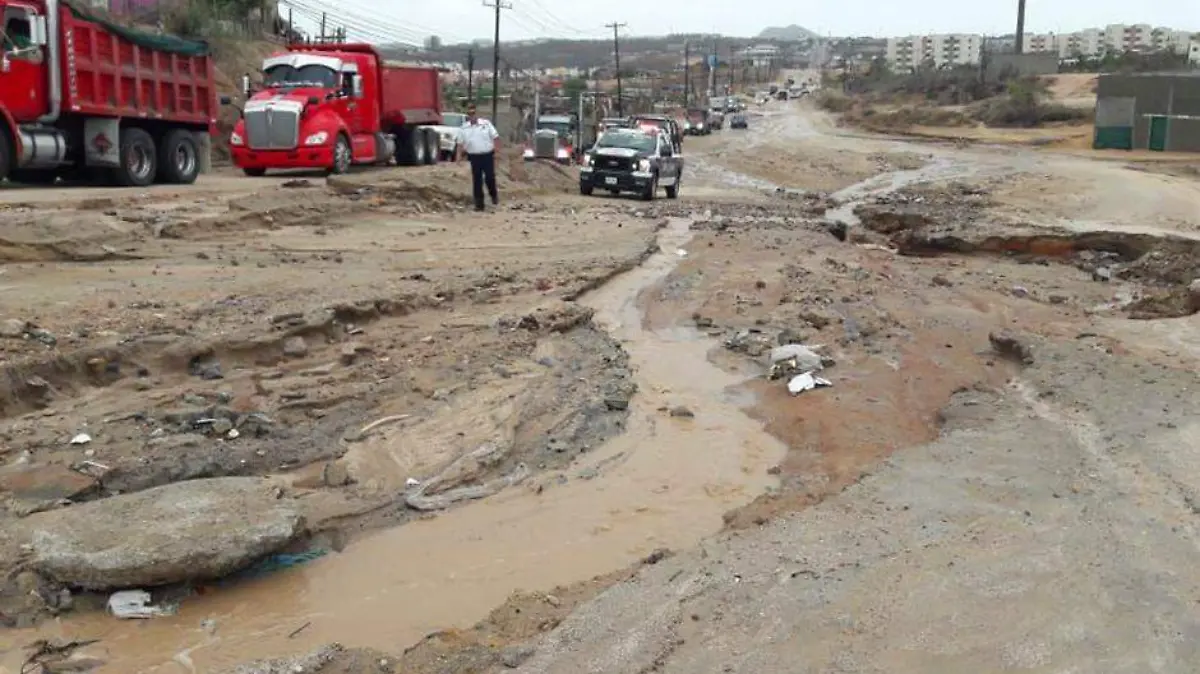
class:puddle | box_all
[1,219,785,673]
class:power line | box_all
[483,0,513,120]
[606,22,627,117]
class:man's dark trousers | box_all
[468,151,498,210]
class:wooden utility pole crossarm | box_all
[483,0,512,121]
[606,22,627,117]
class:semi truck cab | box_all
[227,43,442,176]
[231,51,375,176]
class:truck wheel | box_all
[580,184,593,196]
[665,178,679,199]
[158,129,200,184]
[329,134,352,175]
[412,131,428,165]
[641,174,658,201]
[243,167,267,177]
[112,127,158,187]
[423,129,439,165]
[394,128,419,166]
[0,131,11,183]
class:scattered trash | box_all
[405,477,421,488]
[768,344,824,374]
[224,549,328,583]
[227,428,240,439]
[69,433,91,445]
[676,249,687,257]
[787,372,833,395]
[107,589,174,619]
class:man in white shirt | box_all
[455,103,501,211]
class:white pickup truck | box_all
[422,112,467,161]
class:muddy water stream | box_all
[3,218,785,673]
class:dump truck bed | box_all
[59,1,216,125]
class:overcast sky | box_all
[285,0,1199,46]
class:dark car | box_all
[729,114,748,129]
[628,114,683,152]
[580,129,681,201]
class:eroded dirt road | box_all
[2,102,1199,674]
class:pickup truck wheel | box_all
[641,174,658,201]
[158,129,199,184]
[580,184,593,196]
[112,128,157,187]
[329,134,352,175]
[243,167,267,177]
[665,178,679,199]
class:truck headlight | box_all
[556,148,569,159]
[230,132,244,146]
[522,147,534,158]
[637,159,651,172]
[304,131,329,146]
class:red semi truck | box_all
[226,43,443,176]
[0,0,216,186]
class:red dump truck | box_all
[226,43,442,176]
[0,0,216,186]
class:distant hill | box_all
[758,25,817,41]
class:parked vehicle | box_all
[579,128,680,201]
[424,111,466,161]
[729,114,748,129]
[628,114,682,152]
[0,0,216,186]
[226,43,442,176]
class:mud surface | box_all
[4,98,1200,674]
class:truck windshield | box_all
[537,121,572,138]
[263,64,338,89]
[596,133,655,153]
[442,113,466,127]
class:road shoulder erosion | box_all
[501,333,1200,673]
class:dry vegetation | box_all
[818,64,1094,137]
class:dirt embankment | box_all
[0,163,650,633]
[816,71,1095,148]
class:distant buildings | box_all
[885,34,984,70]
[736,44,780,68]
[884,24,1198,70]
[1022,25,1195,58]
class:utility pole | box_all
[483,0,512,122]
[727,44,734,94]
[1014,0,1026,53]
[286,7,292,42]
[466,47,475,103]
[607,22,627,117]
[319,12,326,43]
[686,41,696,107]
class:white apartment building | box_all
[1024,24,1196,58]
[885,34,983,70]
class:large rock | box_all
[28,477,303,590]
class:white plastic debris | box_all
[787,372,833,395]
[107,589,172,619]
[676,249,687,257]
[227,428,240,439]
[69,433,92,445]
[768,344,824,371]
[405,477,421,488]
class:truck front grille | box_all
[533,134,558,158]
[244,107,299,150]
[597,156,632,171]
